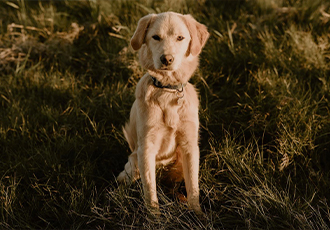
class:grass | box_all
[0,0,330,229]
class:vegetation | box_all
[0,0,329,229]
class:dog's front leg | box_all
[182,145,202,214]
[179,123,202,215]
[137,132,162,215]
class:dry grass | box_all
[0,0,330,229]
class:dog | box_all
[117,12,209,215]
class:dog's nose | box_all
[160,54,174,66]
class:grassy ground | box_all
[0,0,330,229]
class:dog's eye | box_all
[152,35,161,41]
[177,36,184,41]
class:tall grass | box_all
[0,0,330,229]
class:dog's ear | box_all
[182,15,209,56]
[131,14,156,51]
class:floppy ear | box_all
[182,14,209,56]
[131,14,156,51]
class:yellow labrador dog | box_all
[117,12,209,215]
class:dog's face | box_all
[145,13,191,71]
[131,12,209,72]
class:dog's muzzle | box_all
[160,54,174,66]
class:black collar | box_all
[150,76,187,90]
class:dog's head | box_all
[131,12,209,72]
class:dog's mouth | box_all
[160,67,171,71]
[158,65,175,71]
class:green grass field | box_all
[1,0,330,229]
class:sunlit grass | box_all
[0,0,329,229]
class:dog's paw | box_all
[188,203,204,217]
[146,202,161,218]
[149,206,161,218]
[194,207,205,218]
[194,209,208,227]
[117,171,130,184]
[117,168,140,185]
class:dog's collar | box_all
[150,76,187,90]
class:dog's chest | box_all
[156,93,185,129]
